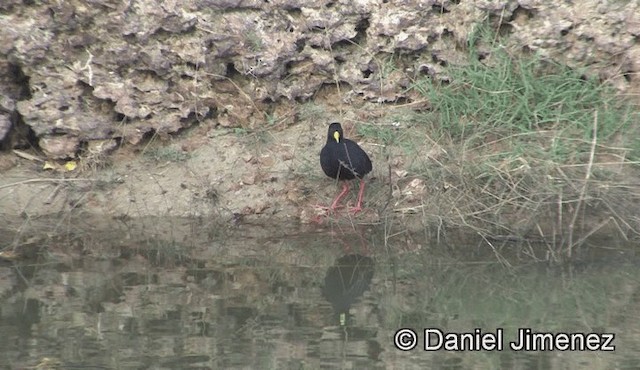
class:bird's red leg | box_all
[330,182,350,210]
[350,179,367,214]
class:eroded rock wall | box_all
[0,0,638,158]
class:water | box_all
[0,217,638,369]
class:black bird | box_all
[320,122,372,213]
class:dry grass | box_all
[351,25,640,261]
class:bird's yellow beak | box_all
[333,131,340,143]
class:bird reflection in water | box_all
[322,254,375,326]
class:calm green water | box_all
[0,218,638,369]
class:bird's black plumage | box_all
[320,122,372,180]
[319,122,372,213]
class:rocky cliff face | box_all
[1,0,638,159]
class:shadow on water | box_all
[0,216,639,369]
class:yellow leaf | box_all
[0,251,19,261]
[64,161,77,171]
[43,161,56,170]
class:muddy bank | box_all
[1,1,639,250]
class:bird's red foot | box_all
[349,205,363,215]
[312,203,343,214]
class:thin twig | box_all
[0,178,96,190]
[567,110,598,256]
[206,73,261,113]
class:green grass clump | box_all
[410,26,636,163]
[389,24,640,257]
